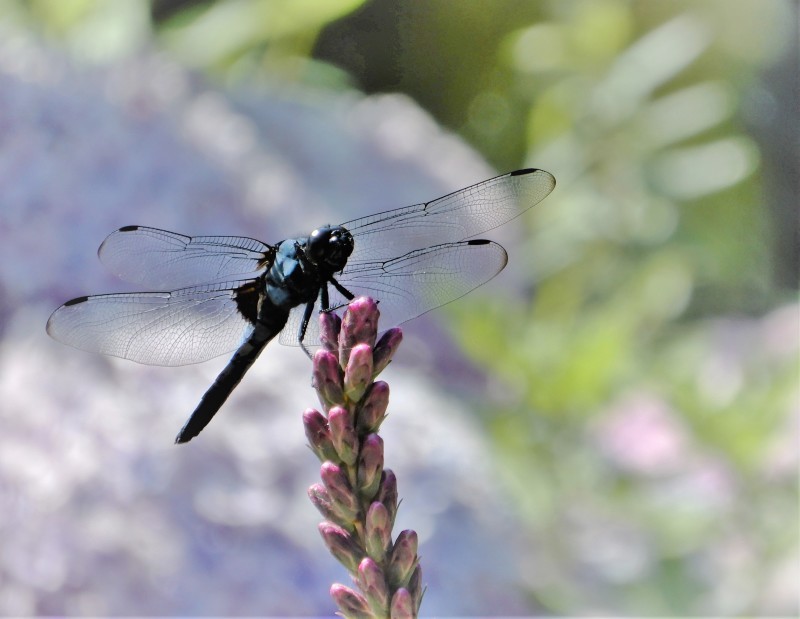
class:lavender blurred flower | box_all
[304,297,423,618]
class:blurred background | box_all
[0,0,797,615]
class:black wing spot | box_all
[234,282,260,325]
[510,168,537,176]
[467,239,491,245]
[118,225,140,232]
[64,296,89,306]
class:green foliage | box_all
[0,0,151,61]
[445,0,797,613]
[156,0,366,77]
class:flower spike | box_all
[305,298,422,617]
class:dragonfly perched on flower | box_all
[47,168,555,443]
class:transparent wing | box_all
[280,240,508,346]
[98,226,274,289]
[342,168,555,263]
[46,280,259,366]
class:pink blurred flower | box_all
[593,392,688,475]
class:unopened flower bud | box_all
[407,564,423,610]
[330,583,372,617]
[357,434,384,499]
[312,350,344,410]
[308,483,335,519]
[372,328,403,376]
[357,381,389,433]
[319,522,362,574]
[357,557,389,614]
[389,588,414,619]
[308,484,355,530]
[365,502,391,562]
[388,530,418,588]
[321,462,359,517]
[303,408,337,462]
[344,344,373,401]
[376,469,399,527]
[328,406,358,466]
[340,297,379,366]
[319,311,341,354]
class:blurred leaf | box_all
[591,13,710,123]
[2,0,150,60]
[28,0,95,32]
[158,0,366,70]
[639,81,734,148]
[650,136,759,199]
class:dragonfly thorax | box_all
[306,225,354,272]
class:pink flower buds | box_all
[306,298,421,617]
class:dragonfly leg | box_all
[320,282,330,311]
[319,277,356,313]
[324,276,380,314]
[298,299,316,359]
[321,276,359,313]
[329,276,355,301]
[320,280,345,313]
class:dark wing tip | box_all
[510,167,557,187]
[46,299,85,336]
[63,296,89,307]
[98,226,139,256]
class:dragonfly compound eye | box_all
[308,226,354,271]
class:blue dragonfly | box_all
[47,169,555,443]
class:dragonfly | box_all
[47,168,555,444]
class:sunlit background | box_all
[0,0,797,616]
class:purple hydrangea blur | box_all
[0,32,531,617]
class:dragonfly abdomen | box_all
[174,302,290,444]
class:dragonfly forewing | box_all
[99,226,274,289]
[342,168,555,263]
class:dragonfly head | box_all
[307,225,354,272]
